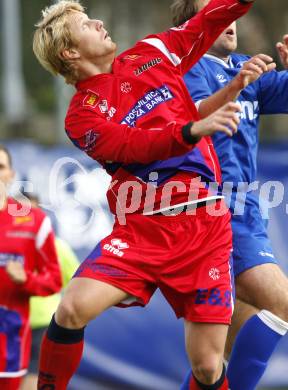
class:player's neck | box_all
[207,49,230,63]
[76,55,115,80]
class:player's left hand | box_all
[276,35,288,69]
[234,54,276,90]
[6,260,27,284]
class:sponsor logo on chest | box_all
[121,85,173,127]
[237,100,259,121]
[134,58,162,76]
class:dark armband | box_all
[182,122,201,144]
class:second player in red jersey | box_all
[0,146,62,390]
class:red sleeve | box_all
[22,215,62,296]
[141,0,253,75]
[66,108,195,165]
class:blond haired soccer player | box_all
[171,1,288,389]
[33,1,256,389]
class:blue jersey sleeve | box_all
[184,61,212,105]
[258,70,288,114]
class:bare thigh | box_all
[56,277,131,328]
[235,263,288,320]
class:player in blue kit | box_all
[171,0,288,389]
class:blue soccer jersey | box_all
[184,54,288,275]
[185,53,288,187]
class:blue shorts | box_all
[229,192,278,277]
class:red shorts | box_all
[74,202,234,324]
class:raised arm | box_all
[66,103,242,164]
[66,111,198,165]
[196,54,276,118]
[143,0,254,76]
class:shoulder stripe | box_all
[36,216,52,249]
[141,38,181,66]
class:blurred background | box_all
[1,1,288,389]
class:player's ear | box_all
[61,48,80,61]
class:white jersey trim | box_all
[141,38,181,66]
[228,249,235,315]
[0,369,27,378]
[143,195,224,216]
[204,54,231,68]
[36,216,52,249]
[195,100,203,111]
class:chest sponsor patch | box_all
[121,85,173,127]
[237,100,259,121]
[134,58,162,76]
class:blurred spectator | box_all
[0,145,61,390]
[15,193,79,390]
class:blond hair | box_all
[33,1,85,84]
[171,0,200,27]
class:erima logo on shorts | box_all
[103,239,129,257]
[121,85,173,127]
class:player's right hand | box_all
[6,260,27,284]
[190,102,241,138]
[234,54,276,90]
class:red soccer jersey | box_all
[0,198,61,378]
[65,0,252,215]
